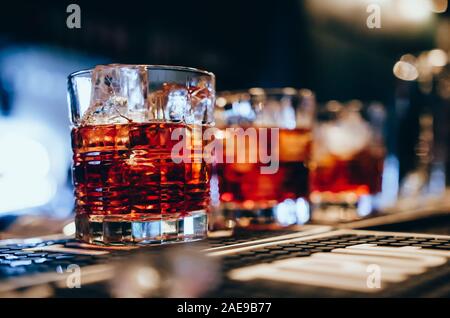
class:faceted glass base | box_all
[75,210,208,245]
[311,194,376,224]
[211,198,310,230]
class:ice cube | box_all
[81,95,130,125]
[80,65,214,126]
[165,86,190,122]
[162,81,214,124]
[322,112,372,159]
[80,65,148,126]
[189,80,214,124]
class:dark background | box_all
[0,0,446,102]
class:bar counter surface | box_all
[1,204,450,298]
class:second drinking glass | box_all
[212,88,315,229]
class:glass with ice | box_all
[212,88,315,229]
[67,65,215,244]
[309,100,385,223]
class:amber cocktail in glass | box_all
[68,65,215,244]
[309,101,385,223]
[212,88,315,229]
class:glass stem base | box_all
[75,210,208,245]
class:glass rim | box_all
[216,87,314,108]
[218,87,313,99]
[68,64,215,80]
[318,99,384,113]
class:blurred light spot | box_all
[295,198,310,224]
[210,174,220,207]
[242,200,255,210]
[344,192,358,204]
[299,89,313,98]
[184,215,194,235]
[0,135,50,178]
[248,87,265,96]
[347,100,363,112]
[357,195,373,217]
[0,178,56,214]
[401,54,417,64]
[310,191,321,204]
[429,162,446,194]
[213,129,226,140]
[326,100,342,112]
[396,0,432,22]
[282,87,297,95]
[380,155,400,206]
[428,49,448,67]
[216,97,227,107]
[232,100,255,120]
[0,135,56,213]
[63,222,76,236]
[306,0,433,32]
[393,61,419,81]
[280,102,297,129]
[431,0,448,12]
[225,219,236,229]
[274,198,310,226]
[220,192,233,202]
[135,267,160,290]
[274,199,297,226]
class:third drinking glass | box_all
[309,100,386,222]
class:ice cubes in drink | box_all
[310,102,384,196]
[315,109,372,161]
[80,65,214,126]
[81,65,149,125]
